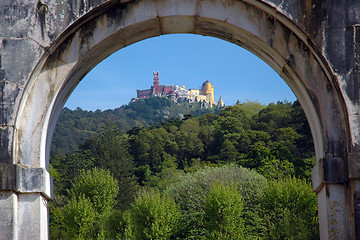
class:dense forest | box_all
[51,97,221,156]
[50,99,318,239]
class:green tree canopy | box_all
[204,184,244,239]
[260,178,319,239]
[62,168,119,239]
[125,189,181,240]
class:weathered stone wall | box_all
[1,0,360,239]
[0,0,358,171]
[265,0,360,147]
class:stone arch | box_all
[11,0,351,239]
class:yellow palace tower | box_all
[201,80,215,103]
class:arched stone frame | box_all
[10,0,352,239]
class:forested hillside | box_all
[51,97,221,156]
[50,100,318,239]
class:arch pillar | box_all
[312,158,350,239]
[0,165,52,240]
[348,150,360,239]
[311,149,360,239]
[349,178,360,239]
[0,0,359,239]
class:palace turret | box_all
[136,72,224,107]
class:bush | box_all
[165,164,267,239]
[204,184,244,239]
[69,168,119,215]
[62,195,96,240]
[260,178,319,239]
[62,168,119,239]
[125,189,180,239]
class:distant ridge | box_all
[51,97,220,156]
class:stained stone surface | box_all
[0,1,360,239]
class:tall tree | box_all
[260,178,319,239]
[125,189,181,240]
[62,168,119,239]
[91,122,139,208]
[204,184,244,239]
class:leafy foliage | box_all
[59,168,119,239]
[51,98,220,156]
[51,123,138,210]
[260,178,319,239]
[124,189,181,240]
[68,168,119,215]
[204,184,244,239]
[165,165,267,239]
[62,195,96,240]
[50,99,318,239]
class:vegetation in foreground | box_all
[50,100,318,239]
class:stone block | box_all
[156,0,197,34]
[0,81,22,126]
[0,2,37,38]
[322,157,345,182]
[323,27,348,74]
[0,164,53,198]
[36,1,77,46]
[0,164,16,191]
[0,1,92,48]
[0,126,13,165]
[156,0,197,17]
[350,179,360,239]
[195,18,233,42]
[317,183,347,239]
[17,167,44,193]
[1,38,45,86]
[120,0,157,30]
[18,193,48,240]
[312,157,345,192]
[160,16,194,34]
[263,0,300,23]
[123,19,161,46]
[349,148,360,179]
[16,166,53,199]
[198,0,249,28]
[0,192,16,240]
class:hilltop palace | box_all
[136,72,225,107]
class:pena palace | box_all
[136,72,225,107]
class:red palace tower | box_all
[137,72,174,98]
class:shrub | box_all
[165,164,267,238]
[63,168,119,239]
[125,189,180,239]
[204,184,244,239]
[260,178,319,239]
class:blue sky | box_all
[65,34,296,110]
